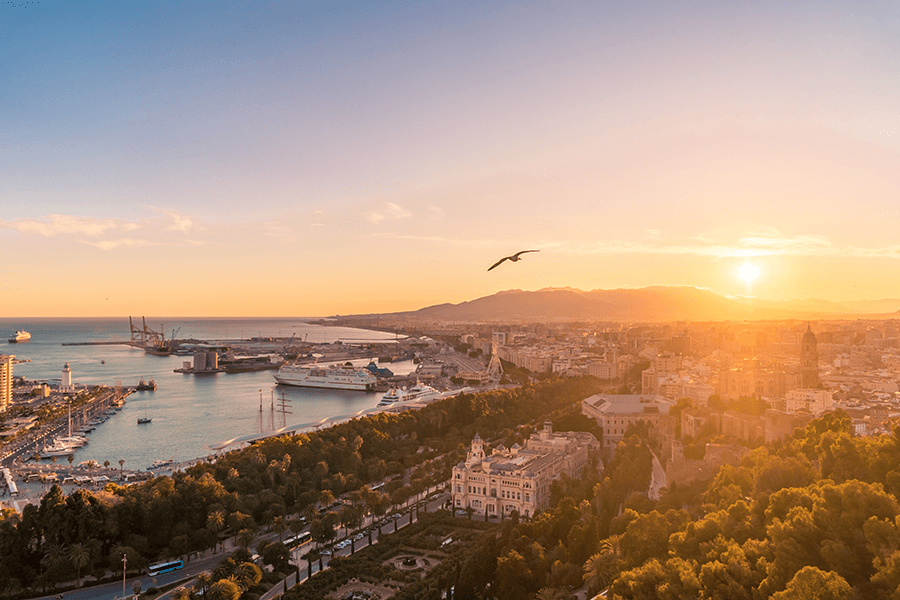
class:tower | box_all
[61,362,74,392]
[0,355,13,413]
[800,324,819,388]
[466,433,485,465]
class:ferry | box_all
[274,363,377,390]
[8,330,31,343]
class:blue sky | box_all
[2,1,900,316]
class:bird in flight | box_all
[488,250,540,271]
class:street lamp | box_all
[122,553,127,599]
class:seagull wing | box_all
[488,256,510,271]
[512,249,540,259]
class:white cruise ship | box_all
[8,330,31,343]
[378,381,442,406]
[274,363,377,390]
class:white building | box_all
[784,388,833,415]
[0,355,12,413]
[60,362,75,393]
[451,422,599,518]
[581,393,674,450]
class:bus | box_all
[284,531,312,549]
[147,559,184,576]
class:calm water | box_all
[0,318,412,470]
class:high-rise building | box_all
[800,324,819,388]
[0,355,13,413]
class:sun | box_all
[738,262,761,284]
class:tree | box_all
[236,528,254,550]
[119,459,125,477]
[68,542,90,587]
[234,561,262,591]
[207,579,241,600]
[771,567,854,600]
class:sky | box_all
[2,0,899,317]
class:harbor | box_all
[0,317,475,508]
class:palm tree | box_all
[172,586,192,600]
[272,516,288,541]
[535,588,566,600]
[118,459,125,478]
[583,539,618,595]
[196,571,213,597]
[234,562,262,591]
[236,528,254,551]
[207,579,241,600]
[68,542,90,587]
[103,460,110,470]
[207,510,226,539]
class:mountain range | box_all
[387,287,900,322]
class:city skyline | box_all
[3,1,900,317]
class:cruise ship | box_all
[378,381,442,406]
[8,330,31,343]
[274,363,377,390]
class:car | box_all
[391,513,402,519]
[354,533,365,540]
[320,549,332,555]
[336,540,351,548]
[456,509,468,516]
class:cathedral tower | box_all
[800,324,819,388]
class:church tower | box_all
[466,433,485,465]
[800,324,819,388]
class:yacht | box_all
[8,330,30,343]
[378,381,442,406]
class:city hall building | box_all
[451,422,599,518]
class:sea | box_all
[0,318,414,471]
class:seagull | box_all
[488,250,540,271]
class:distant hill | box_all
[382,287,900,322]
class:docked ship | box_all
[378,381,442,407]
[274,363,377,390]
[136,378,157,391]
[8,330,31,343]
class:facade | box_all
[581,393,674,450]
[785,388,833,415]
[0,355,12,413]
[718,367,801,400]
[587,361,617,379]
[451,422,599,518]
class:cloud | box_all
[80,238,159,250]
[0,214,135,238]
[144,206,197,232]
[367,202,412,224]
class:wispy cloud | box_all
[80,238,159,250]
[0,214,136,238]
[367,202,412,224]
[1,209,205,250]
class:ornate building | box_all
[451,422,599,518]
[800,324,819,388]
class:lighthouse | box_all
[61,362,74,392]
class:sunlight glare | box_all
[738,263,761,284]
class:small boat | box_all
[137,405,152,424]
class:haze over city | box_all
[2,1,899,317]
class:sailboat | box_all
[137,404,152,424]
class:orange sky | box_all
[2,2,899,316]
